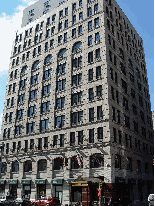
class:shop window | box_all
[38,159,47,171]
[90,154,104,168]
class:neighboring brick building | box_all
[0,0,153,205]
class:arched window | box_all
[1,162,7,173]
[72,42,82,53]
[58,48,67,58]
[32,60,40,70]
[44,54,52,65]
[21,65,28,74]
[71,156,83,169]
[12,161,19,173]
[38,159,47,171]
[115,154,121,169]
[136,160,141,172]
[53,158,63,170]
[90,153,104,168]
[24,160,32,172]
[126,157,132,171]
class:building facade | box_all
[0,0,154,205]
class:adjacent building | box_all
[0,0,154,205]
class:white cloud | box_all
[0,6,25,72]
[0,0,38,73]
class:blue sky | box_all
[0,0,154,133]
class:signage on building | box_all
[51,179,63,184]
[8,179,17,184]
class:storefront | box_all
[0,180,5,194]
[51,179,63,204]
[8,179,18,198]
[21,180,31,199]
[35,179,46,199]
[69,178,103,206]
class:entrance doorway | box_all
[9,185,17,198]
[53,185,63,203]
[37,184,46,199]
[23,185,31,199]
[71,187,82,202]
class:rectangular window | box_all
[55,115,65,128]
[89,129,94,143]
[65,19,68,28]
[72,28,76,37]
[88,7,92,17]
[78,25,83,34]
[94,4,98,12]
[73,3,76,10]
[79,12,83,20]
[97,106,102,120]
[79,0,82,6]
[38,138,42,150]
[42,101,50,113]
[98,127,103,141]
[59,10,63,18]
[94,17,99,27]
[60,134,64,147]
[58,35,62,43]
[28,106,36,117]
[96,85,102,97]
[56,97,65,109]
[78,131,83,144]
[27,123,35,134]
[88,21,92,31]
[40,119,49,131]
[64,33,67,42]
[59,22,62,31]
[42,84,51,96]
[65,7,68,15]
[30,139,34,149]
[88,69,93,81]
[95,32,100,42]
[70,132,75,146]
[53,135,58,147]
[52,14,56,21]
[96,66,101,79]
[73,15,76,23]
[89,108,94,122]
[88,51,93,63]
[43,68,52,80]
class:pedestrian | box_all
[118,198,122,206]
[108,197,112,206]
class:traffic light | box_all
[99,181,102,187]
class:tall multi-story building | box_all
[0,0,153,205]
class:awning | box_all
[35,179,46,184]
[68,179,75,184]
[8,179,18,184]
[51,179,63,185]
[21,180,31,184]
[0,180,5,184]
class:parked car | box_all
[14,198,23,205]
[31,197,60,206]
[148,194,154,206]
[0,195,6,202]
